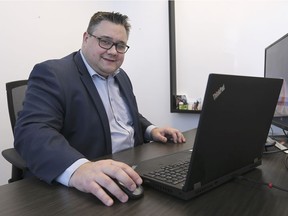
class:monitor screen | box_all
[264,33,288,119]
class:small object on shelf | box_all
[175,95,188,110]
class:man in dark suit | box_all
[14,11,185,206]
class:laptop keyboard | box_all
[144,160,190,185]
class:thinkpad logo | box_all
[213,84,225,100]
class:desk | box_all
[1,129,288,216]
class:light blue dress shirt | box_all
[92,70,135,153]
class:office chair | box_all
[2,80,28,183]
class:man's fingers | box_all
[69,160,141,206]
[89,181,115,206]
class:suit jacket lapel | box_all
[73,51,112,154]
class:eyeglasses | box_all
[88,33,130,54]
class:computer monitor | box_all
[264,33,288,130]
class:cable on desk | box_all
[237,176,288,193]
[263,148,288,154]
[264,142,276,152]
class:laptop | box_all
[135,73,283,200]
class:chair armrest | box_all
[2,148,27,170]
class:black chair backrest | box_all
[6,80,28,131]
[3,80,28,183]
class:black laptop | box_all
[135,73,283,200]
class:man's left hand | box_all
[151,127,186,143]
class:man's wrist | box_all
[145,125,157,141]
[56,158,90,186]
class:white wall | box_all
[175,0,288,102]
[0,0,287,185]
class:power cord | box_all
[237,176,288,193]
[263,148,288,154]
[264,135,288,154]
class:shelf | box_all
[170,109,201,114]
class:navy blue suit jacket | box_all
[14,51,152,183]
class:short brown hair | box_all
[87,11,131,37]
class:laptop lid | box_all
[136,74,283,199]
[183,74,283,191]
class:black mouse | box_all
[114,179,144,200]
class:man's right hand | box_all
[68,159,142,206]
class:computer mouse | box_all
[114,179,144,200]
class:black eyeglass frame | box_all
[88,32,130,54]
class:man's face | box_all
[82,20,128,77]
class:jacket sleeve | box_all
[14,62,84,183]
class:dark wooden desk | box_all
[1,129,288,216]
